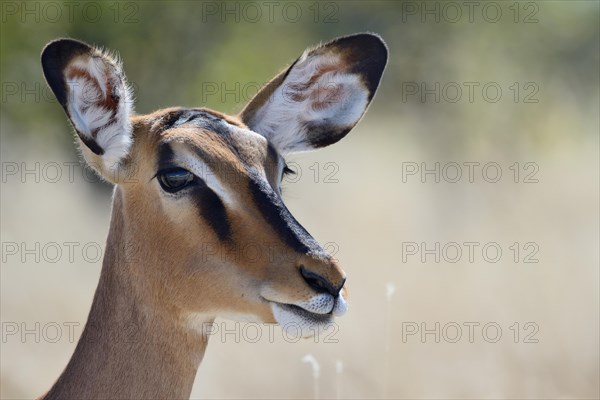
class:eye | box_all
[157,168,195,193]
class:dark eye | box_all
[157,168,195,193]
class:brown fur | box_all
[42,109,345,399]
[39,32,388,399]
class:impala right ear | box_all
[41,38,134,181]
[239,33,388,154]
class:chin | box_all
[271,302,337,338]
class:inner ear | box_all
[41,39,134,177]
[239,33,388,154]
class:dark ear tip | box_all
[41,38,93,108]
[363,32,389,60]
[330,32,388,61]
[348,32,388,51]
[41,38,92,66]
[326,33,388,100]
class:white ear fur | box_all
[249,51,369,154]
[240,33,388,154]
[64,53,134,173]
[42,39,135,179]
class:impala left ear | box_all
[239,33,388,154]
[41,38,134,181]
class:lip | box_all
[276,302,334,324]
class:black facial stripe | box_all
[157,142,231,242]
[248,173,323,255]
[158,114,311,250]
[191,184,232,242]
[157,142,176,169]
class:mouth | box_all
[264,294,347,338]
[274,302,334,324]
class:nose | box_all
[300,265,345,297]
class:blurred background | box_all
[1,1,598,399]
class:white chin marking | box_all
[271,303,336,339]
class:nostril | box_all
[299,265,344,297]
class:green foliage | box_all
[1,1,598,153]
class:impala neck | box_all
[43,188,211,400]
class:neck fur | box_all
[42,188,212,400]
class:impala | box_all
[39,33,387,399]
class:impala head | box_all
[41,34,387,337]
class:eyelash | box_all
[156,168,198,193]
